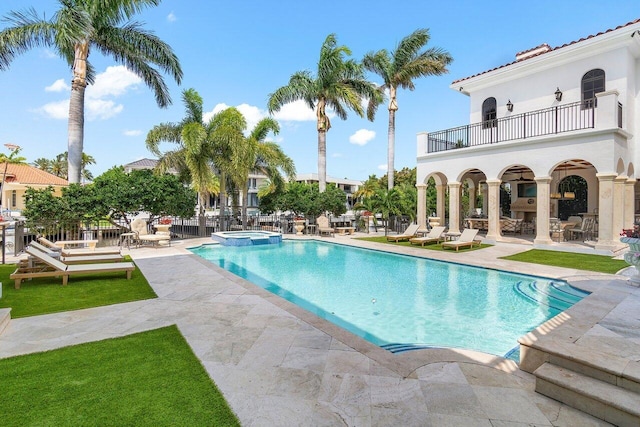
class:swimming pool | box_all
[190,240,589,358]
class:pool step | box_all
[534,362,640,426]
[515,281,588,311]
[0,308,10,336]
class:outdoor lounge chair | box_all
[38,236,122,257]
[29,242,124,264]
[131,218,170,246]
[409,226,446,246]
[567,217,595,241]
[316,215,335,237]
[10,247,135,289]
[441,228,481,252]
[386,224,420,242]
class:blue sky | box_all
[0,1,638,181]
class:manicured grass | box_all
[0,256,157,318]
[355,236,492,252]
[500,249,628,274]
[0,325,240,426]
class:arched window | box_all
[482,97,497,128]
[581,69,605,109]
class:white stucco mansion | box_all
[416,18,640,252]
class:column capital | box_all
[416,183,427,189]
[596,172,617,181]
[485,179,501,186]
[448,181,461,188]
[534,176,552,184]
[626,178,637,185]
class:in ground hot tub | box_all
[211,230,282,246]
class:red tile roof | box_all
[3,163,69,186]
[453,18,640,84]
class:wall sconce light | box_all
[506,100,513,112]
[554,87,563,101]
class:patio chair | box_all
[409,226,446,246]
[386,224,420,242]
[38,236,122,257]
[131,218,170,246]
[10,247,135,289]
[500,217,523,234]
[316,215,335,237]
[567,217,595,241]
[29,241,124,264]
[441,229,481,252]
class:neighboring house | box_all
[122,158,160,173]
[295,173,362,210]
[416,18,640,252]
[1,163,68,213]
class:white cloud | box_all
[45,79,70,92]
[124,129,142,136]
[377,164,387,171]
[332,153,343,158]
[349,129,375,146]
[203,103,269,133]
[85,98,123,120]
[271,100,317,121]
[87,65,141,99]
[41,49,57,59]
[38,100,69,119]
[167,12,177,22]
[39,66,140,121]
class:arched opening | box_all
[482,97,497,128]
[581,69,605,109]
[557,175,588,220]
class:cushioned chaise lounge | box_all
[38,236,122,257]
[441,228,481,252]
[29,241,124,264]
[386,224,420,242]
[409,226,446,246]
[10,247,135,289]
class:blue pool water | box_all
[190,241,589,358]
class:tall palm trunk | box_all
[68,42,89,184]
[387,86,398,190]
[318,130,327,193]
[198,192,206,236]
[241,185,249,230]
[218,172,227,232]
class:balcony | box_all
[426,101,611,154]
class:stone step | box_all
[535,362,640,427]
[0,307,10,336]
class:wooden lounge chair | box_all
[10,247,135,289]
[38,236,122,257]
[316,215,335,237]
[441,229,481,252]
[29,242,124,264]
[409,226,446,246]
[387,224,420,242]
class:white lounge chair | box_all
[131,218,170,246]
[38,236,122,257]
[29,242,124,264]
[316,215,335,237]
[387,224,420,242]
[441,229,481,252]
[409,226,446,246]
[10,247,135,289]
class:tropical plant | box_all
[146,88,220,229]
[0,0,182,184]
[353,174,381,200]
[371,188,402,235]
[363,29,452,189]
[268,33,381,192]
[32,152,96,181]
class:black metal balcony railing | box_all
[427,101,600,153]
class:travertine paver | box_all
[0,236,624,426]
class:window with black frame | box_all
[482,97,497,128]
[581,69,605,109]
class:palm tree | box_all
[236,118,296,228]
[371,188,402,236]
[32,152,95,181]
[0,144,27,211]
[0,0,182,184]
[32,158,52,172]
[363,29,452,189]
[268,34,381,192]
[146,89,220,234]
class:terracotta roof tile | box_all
[453,18,640,84]
[3,163,68,186]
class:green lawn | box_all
[499,249,628,274]
[0,325,240,426]
[355,236,492,252]
[0,257,157,318]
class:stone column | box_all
[534,176,553,245]
[416,183,427,230]
[625,178,636,228]
[595,173,617,250]
[469,183,477,215]
[613,175,626,237]
[485,179,501,242]
[481,183,488,216]
[448,181,461,233]
[436,184,446,227]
